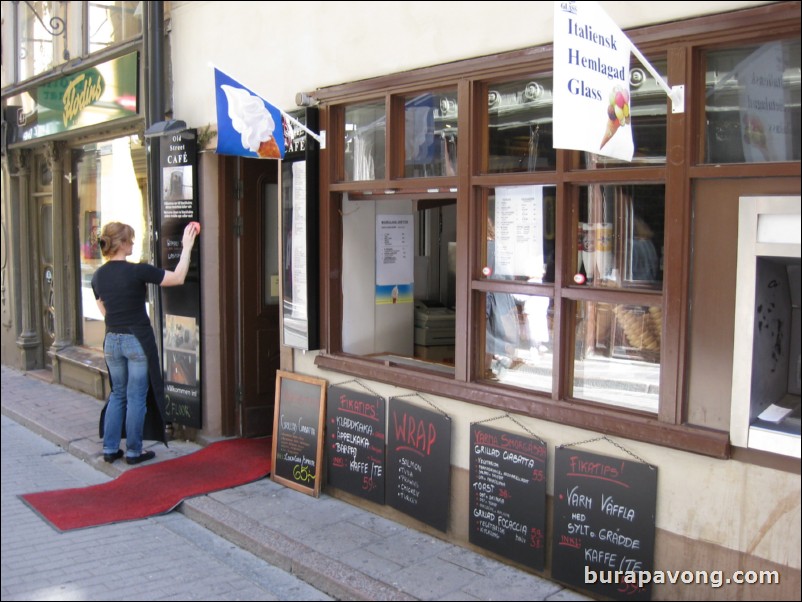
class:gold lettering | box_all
[62,73,105,126]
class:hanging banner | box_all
[214,68,290,159]
[553,1,634,161]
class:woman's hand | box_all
[182,222,200,249]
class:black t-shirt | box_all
[91,261,165,330]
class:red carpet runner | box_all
[21,437,272,532]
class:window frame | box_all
[314,3,801,459]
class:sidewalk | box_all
[1,365,590,601]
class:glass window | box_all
[485,292,554,392]
[17,1,68,81]
[88,1,143,52]
[704,39,801,164]
[577,184,664,290]
[484,185,556,283]
[404,91,458,177]
[573,301,660,413]
[580,59,668,168]
[344,101,386,181]
[488,78,556,173]
[340,194,456,373]
[74,135,148,350]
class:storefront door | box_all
[239,158,281,437]
[34,153,55,364]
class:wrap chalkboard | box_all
[387,398,451,532]
[468,423,547,570]
[326,385,386,504]
[551,447,657,600]
[271,371,327,497]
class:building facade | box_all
[2,1,799,599]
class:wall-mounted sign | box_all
[281,108,320,350]
[552,447,657,600]
[326,386,386,504]
[17,52,139,141]
[468,423,547,570]
[386,398,451,532]
[157,129,202,428]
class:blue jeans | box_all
[103,333,149,457]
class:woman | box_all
[92,221,199,465]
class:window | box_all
[16,1,69,81]
[74,135,148,350]
[317,6,801,456]
[704,39,801,164]
[88,1,142,53]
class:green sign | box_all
[19,52,139,141]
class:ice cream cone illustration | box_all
[221,84,282,158]
[600,85,630,150]
[742,113,771,161]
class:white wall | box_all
[168,1,776,130]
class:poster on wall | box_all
[158,130,202,428]
[376,215,414,304]
[551,446,657,600]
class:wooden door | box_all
[239,158,281,436]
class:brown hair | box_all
[98,222,135,259]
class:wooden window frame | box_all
[315,2,801,459]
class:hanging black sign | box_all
[158,130,201,428]
[468,423,547,570]
[386,398,451,532]
[326,386,386,504]
[551,447,657,600]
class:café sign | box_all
[17,52,138,141]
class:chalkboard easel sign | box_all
[551,446,657,601]
[271,371,327,497]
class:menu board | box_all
[468,423,547,570]
[552,447,657,600]
[326,386,386,504]
[387,398,451,532]
[271,371,326,497]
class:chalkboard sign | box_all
[468,423,547,570]
[271,371,327,497]
[552,447,657,600]
[387,398,451,532]
[326,386,386,504]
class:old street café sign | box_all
[17,52,138,141]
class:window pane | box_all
[573,301,660,413]
[340,194,456,375]
[485,292,553,393]
[705,39,801,164]
[89,1,143,52]
[488,78,556,173]
[75,135,148,350]
[577,184,663,290]
[17,1,68,81]
[344,101,386,181]
[580,59,668,168]
[485,185,556,283]
[404,91,458,177]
